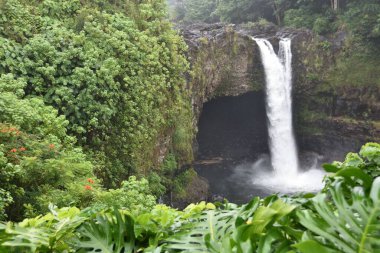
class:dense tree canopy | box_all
[0,0,190,188]
[0,0,195,221]
[0,1,379,251]
[172,0,380,44]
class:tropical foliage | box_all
[0,143,379,252]
[0,0,198,222]
[0,0,191,188]
[0,58,159,221]
[172,0,380,43]
[0,0,379,252]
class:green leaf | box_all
[293,240,339,253]
[335,168,373,189]
[298,178,380,253]
[165,206,239,252]
[323,164,339,173]
[360,143,380,165]
[75,210,135,253]
[1,224,50,252]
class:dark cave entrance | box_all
[196,91,269,161]
[194,91,271,203]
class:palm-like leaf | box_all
[296,177,380,253]
[163,208,239,252]
[162,197,297,253]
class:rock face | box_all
[181,23,265,120]
[290,30,380,160]
[180,23,380,161]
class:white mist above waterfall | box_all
[252,38,324,192]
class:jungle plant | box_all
[296,177,380,253]
[0,143,378,252]
[0,0,190,187]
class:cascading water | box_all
[254,38,298,177]
[252,38,324,192]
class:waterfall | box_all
[254,38,299,177]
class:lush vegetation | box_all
[0,0,379,252]
[0,0,192,189]
[0,0,198,221]
[172,0,380,41]
[0,142,379,252]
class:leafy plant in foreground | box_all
[0,143,379,252]
[296,177,380,253]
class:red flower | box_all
[19,147,26,151]
[84,185,92,190]
[49,144,55,149]
[87,178,94,184]
[10,148,17,153]
[9,128,16,132]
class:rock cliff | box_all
[180,23,380,161]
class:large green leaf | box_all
[1,223,51,252]
[237,198,297,252]
[293,240,339,253]
[297,177,380,253]
[0,206,86,252]
[322,164,340,173]
[335,168,373,189]
[164,208,239,252]
[75,209,135,253]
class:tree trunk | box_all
[331,0,339,10]
[271,1,282,26]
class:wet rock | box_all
[172,175,209,209]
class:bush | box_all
[284,8,315,29]
[313,16,332,34]
[0,190,12,221]
[343,0,380,45]
[93,176,156,214]
[0,143,379,252]
[0,75,99,220]
[0,0,190,187]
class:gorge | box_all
[1,1,379,250]
[185,24,379,202]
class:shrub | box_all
[313,16,332,34]
[0,75,99,220]
[0,0,190,187]
[0,143,379,252]
[93,176,156,214]
[284,8,315,29]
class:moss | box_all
[199,37,209,45]
[231,32,239,56]
[213,71,232,97]
[373,121,380,130]
[325,53,380,91]
[172,168,198,199]
[172,101,194,166]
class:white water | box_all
[253,38,324,192]
[255,38,298,177]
